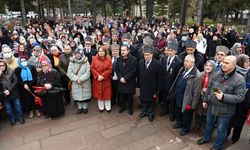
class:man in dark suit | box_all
[122,33,138,58]
[172,54,201,136]
[159,41,183,121]
[116,45,137,115]
[83,36,97,65]
[138,46,163,122]
[179,40,204,71]
[111,44,120,106]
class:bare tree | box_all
[197,0,204,26]
[180,0,187,26]
[68,0,72,20]
[20,0,27,26]
[92,0,97,27]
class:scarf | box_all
[18,58,33,81]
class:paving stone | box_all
[10,141,41,150]
[50,115,101,135]
[41,122,104,148]
[24,129,50,143]
[100,122,135,138]
[0,136,24,150]
[119,134,164,150]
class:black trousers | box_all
[111,80,119,106]
[141,99,156,116]
[119,93,133,113]
[61,76,71,104]
[227,124,244,143]
[175,106,193,132]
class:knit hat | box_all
[185,40,197,49]
[33,46,42,53]
[216,46,229,55]
[143,36,153,46]
[74,47,84,56]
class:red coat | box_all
[91,55,112,100]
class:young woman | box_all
[91,46,112,112]
[67,48,92,114]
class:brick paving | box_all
[0,93,249,150]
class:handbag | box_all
[68,63,84,91]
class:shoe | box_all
[19,119,25,124]
[107,110,111,113]
[196,138,208,145]
[159,110,169,116]
[179,130,188,136]
[99,109,104,113]
[172,124,182,129]
[119,108,126,113]
[148,115,155,122]
[10,121,16,126]
[77,109,83,114]
[29,111,34,118]
[169,114,175,121]
[139,112,147,118]
[209,146,218,150]
[83,109,88,114]
[35,110,41,117]
[128,110,133,115]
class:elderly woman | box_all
[67,48,91,114]
[48,45,61,70]
[15,57,40,118]
[36,60,64,119]
[193,60,216,135]
[91,46,112,112]
[0,60,24,125]
[227,54,250,143]
[229,43,244,56]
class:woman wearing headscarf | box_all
[36,60,65,119]
[14,44,31,59]
[91,46,112,112]
[67,48,91,114]
[15,57,40,118]
[0,60,25,126]
[227,54,250,143]
[193,60,216,135]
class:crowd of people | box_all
[0,17,250,150]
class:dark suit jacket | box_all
[116,54,137,94]
[128,45,138,58]
[161,56,183,93]
[138,58,163,102]
[83,48,97,65]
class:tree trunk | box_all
[41,0,45,19]
[53,8,56,21]
[247,9,250,33]
[180,0,187,26]
[147,0,153,24]
[20,0,27,26]
[37,0,42,19]
[103,0,107,18]
[234,10,239,21]
[197,0,204,26]
[68,0,72,20]
[112,0,115,16]
[92,0,97,27]
[139,0,142,17]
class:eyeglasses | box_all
[0,65,5,67]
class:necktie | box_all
[112,57,117,76]
[167,57,171,71]
[145,61,150,69]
